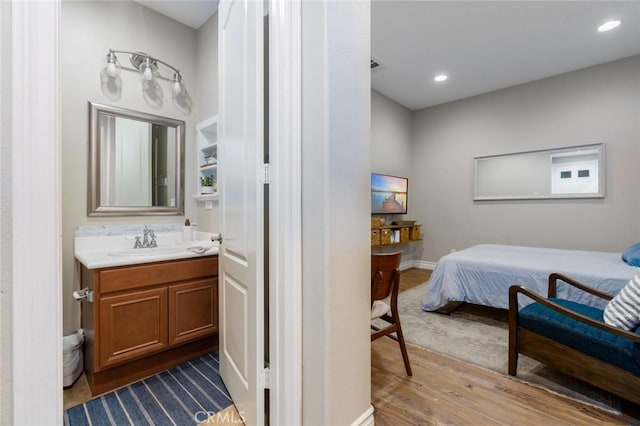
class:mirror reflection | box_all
[474,143,604,201]
[88,102,185,215]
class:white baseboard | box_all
[399,260,437,271]
[351,405,374,426]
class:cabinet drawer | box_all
[98,287,168,370]
[99,256,218,293]
[169,279,218,346]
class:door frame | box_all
[2,0,63,423]
[2,0,304,423]
[267,0,303,424]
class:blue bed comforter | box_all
[422,244,638,311]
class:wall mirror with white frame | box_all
[88,102,185,216]
[474,143,605,201]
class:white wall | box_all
[411,55,640,262]
[302,1,372,424]
[61,0,199,334]
[0,0,12,418]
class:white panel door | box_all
[218,0,265,425]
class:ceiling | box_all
[134,0,218,29]
[134,1,640,111]
[372,1,640,110]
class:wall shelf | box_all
[371,224,421,247]
[196,116,218,207]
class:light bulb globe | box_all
[142,65,153,81]
[172,81,182,97]
[106,62,119,78]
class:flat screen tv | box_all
[371,173,408,214]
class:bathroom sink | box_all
[108,247,185,257]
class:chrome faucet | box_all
[133,225,156,249]
[149,229,157,248]
[142,225,150,248]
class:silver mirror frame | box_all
[473,143,605,201]
[88,102,185,216]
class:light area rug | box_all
[397,282,623,413]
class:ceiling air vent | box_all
[370,58,381,70]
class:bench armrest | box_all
[509,284,640,344]
[547,272,613,301]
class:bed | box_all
[421,244,638,312]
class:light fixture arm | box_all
[107,49,181,76]
[102,48,187,106]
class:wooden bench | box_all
[508,273,640,406]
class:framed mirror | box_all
[474,143,605,201]
[88,102,185,216]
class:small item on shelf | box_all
[204,156,217,165]
[371,229,381,246]
[391,220,416,226]
[371,217,385,228]
[381,228,392,245]
[183,219,193,241]
[200,175,214,194]
[400,227,410,242]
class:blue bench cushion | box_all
[519,298,640,375]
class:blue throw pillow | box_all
[622,242,640,267]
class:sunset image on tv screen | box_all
[371,174,408,214]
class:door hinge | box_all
[263,367,271,389]
[258,163,270,184]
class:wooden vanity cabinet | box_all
[169,279,218,346]
[81,255,218,396]
[99,287,169,369]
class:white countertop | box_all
[75,231,219,269]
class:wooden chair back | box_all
[371,251,402,303]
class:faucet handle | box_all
[149,231,158,248]
[133,236,142,249]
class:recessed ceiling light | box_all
[598,20,621,32]
[434,74,448,82]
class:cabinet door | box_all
[99,287,168,369]
[169,278,218,346]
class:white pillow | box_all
[371,297,391,320]
[604,273,640,331]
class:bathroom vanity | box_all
[74,227,219,396]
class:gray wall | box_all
[194,13,220,232]
[61,1,200,334]
[370,90,422,261]
[411,55,640,262]
[371,90,412,177]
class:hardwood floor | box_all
[399,267,431,292]
[370,268,637,425]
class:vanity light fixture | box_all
[598,20,621,32]
[434,74,448,82]
[102,49,186,99]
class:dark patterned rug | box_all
[64,352,232,425]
